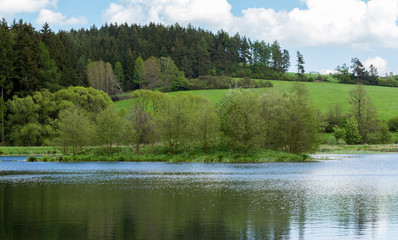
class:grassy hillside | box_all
[114,81,398,120]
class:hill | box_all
[114,80,398,120]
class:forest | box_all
[0,18,295,100]
[1,18,398,159]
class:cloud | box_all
[364,56,388,75]
[103,0,234,31]
[36,9,87,26]
[235,0,398,48]
[0,0,56,16]
[103,0,398,49]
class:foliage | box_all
[333,126,346,141]
[87,60,122,95]
[218,89,260,154]
[95,105,127,155]
[387,116,398,132]
[348,85,378,143]
[54,108,94,155]
[344,116,361,144]
[38,42,61,92]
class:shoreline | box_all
[2,144,398,163]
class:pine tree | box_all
[38,42,61,92]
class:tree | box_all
[271,40,283,72]
[196,36,211,76]
[335,63,352,84]
[282,49,290,73]
[192,96,220,153]
[55,108,94,154]
[325,103,345,132]
[284,84,319,153]
[95,105,126,155]
[351,57,365,83]
[152,93,197,154]
[218,89,260,154]
[368,64,379,85]
[38,42,61,92]
[53,86,112,114]
[128,90,158,154]
[348,85,378,143]
[344,116,361,144]
[159,57,188,91]
[12,20,41,96]
[296,50,305,78]
[114,62,125,90]
[87,60,122,95]
[133,57,145,89]
[143,56,161,90]
[0,18,14,143]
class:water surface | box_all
[1,154,398,239]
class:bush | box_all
[327,136,337,145]
[388,116,398,131]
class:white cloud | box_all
[364,56,388,75]
[103,0,398,49]
[0,0,56,16]
[36,9,87,26]
[103,0,234,31]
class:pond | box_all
[1,154,398,239]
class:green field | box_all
[115,81,398,120]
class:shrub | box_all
[327,136,337,145]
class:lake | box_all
[1,154,398,239]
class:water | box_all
[1,154,398,239]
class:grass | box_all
[115,80,398,120]
[29,145,310,163]
[317,144,398,154]
[0,146,58,156]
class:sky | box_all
[1,0,398,75]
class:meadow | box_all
[115,80,398,120]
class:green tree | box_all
[0,18,14,142]
[129,90,159,154]
[114,62,125,90]
[348,85,378,142]
[133,57,145,89]
[95,105,126,155]
[344,116,361,144]
[335,64,352,84]
[53,86,112,114]
[351,57,365,83]
[218,89,260,154]
[55,108,94,154]
[38,42,61,92]
[143,56,161,90]
[192,96,220,153]
[196,36,211,76]
[285,84,319,154]
[296,50,305,78]
[153,93,197,154]
[12,20,41,95]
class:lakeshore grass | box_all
[28,145,309,163]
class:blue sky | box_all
[1,0,397,75]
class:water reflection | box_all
[1,154,398,239]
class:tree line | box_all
[0,18,297,100]
[3,83,320,155]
